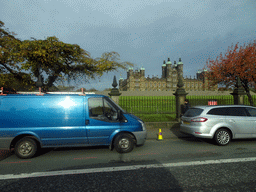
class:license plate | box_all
[183,121,190,125]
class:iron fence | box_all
[119,96,176,121]
[119,96,176,115]
[119,95,256,121]
[186,95,234,106]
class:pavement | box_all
[0,122,189,161]
[145,122,189,140]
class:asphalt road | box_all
[1,136,256,191]
[1,161,256,192]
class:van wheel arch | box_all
[11,135,41,149]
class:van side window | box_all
[88,98,118,121]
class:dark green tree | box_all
[0,20,133,91]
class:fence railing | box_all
[119,95,256,122]
[119,96,176,121]
[186,95,234,106]
[119,96,176,114]
[244,95,256,106]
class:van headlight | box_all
[138,120,146,131]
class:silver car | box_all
[180,105,256,145]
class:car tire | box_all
[114,133,134,153]
[15,137,38,159]
[214,128,231,146]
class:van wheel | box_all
[15,137,37,159]
[114,133,134,153]
[214,129,231,146]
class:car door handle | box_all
[85,120,89,125]
[228,119,235,123]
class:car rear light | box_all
[191,117,208,122]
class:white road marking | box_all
[0,157,256,180]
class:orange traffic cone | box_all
[157,129,163,141]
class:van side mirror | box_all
[117,110,122,121]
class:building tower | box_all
[173,60,177,68]
[140,67,145,77]
[166,57,172,78]
[162,60,166,78]
[177,58,183,80]
[203,69,208,90]
[127,67,133,79]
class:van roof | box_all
[17,91,95,94]
[0,93,104,97]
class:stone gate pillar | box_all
[230,77,246,105]
[108,76,121,104]
[173,69,188,122]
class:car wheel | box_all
[114,133,134,153]
[214,129,231,146]
[15,137,37,159]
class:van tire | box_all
[114,133,134,153]
[214,128,231,146]
[15,137,37,159]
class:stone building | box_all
[119,57,215,91]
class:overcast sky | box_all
[1,0,255,91]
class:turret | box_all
[177,58,183,79]
[162,60,166,78]
[127,67,133,79]
[173,60,177,68]
[119,78,124,90]
[197,69,204,80]
[166,58,172,78]
[140,67,145,77]
[203,69,208,90]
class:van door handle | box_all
[228,119,235,123]
[85,120,89,125]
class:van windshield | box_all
[106,97,127,113]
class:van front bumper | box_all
[133,130,147,145]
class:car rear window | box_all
[183,108,203,117]
[207,107,228,116]
[246,107,256,117]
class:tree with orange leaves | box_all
[207,40,256,106]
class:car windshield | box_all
[184,108,203,117]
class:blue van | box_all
[0,92,147,159]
